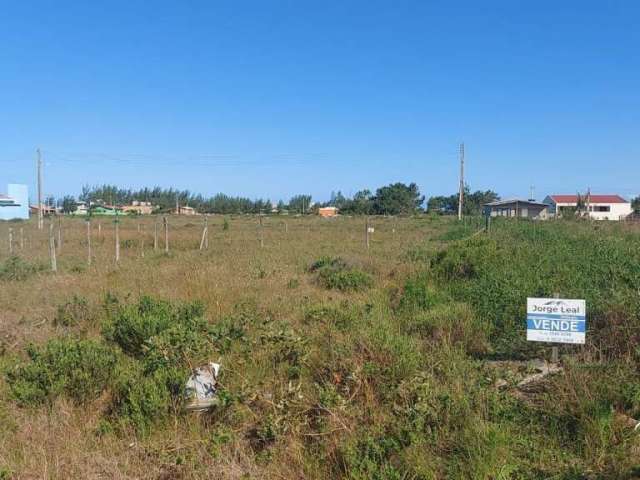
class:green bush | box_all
[54,295,91,327]
[110,361,177,433]
[317,268,373,292]
[0,256,44,281]
[308,256,349,273]
[102,295,219,432]
[399,274,449,311]
[6,339,118,406]
[339,432,404,480]
[103,296,206,357]
[308,256,373,292]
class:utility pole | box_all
[458,143,465,221]
[37,148,44,230]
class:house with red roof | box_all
[543,194,632,220]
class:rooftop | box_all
[484,198,549,207]
[549,194,627,204]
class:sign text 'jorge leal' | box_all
[526,298,586,344]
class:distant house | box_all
[543,194,632,221]
[483,199,550,219]
[122,201,155,215]
[174,205,196,215]
[0,184,29,220]
[29,203,57,216]
[71,202,89,215]
[318,206,338,218]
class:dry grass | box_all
[0,214,442,479]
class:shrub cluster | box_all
[309,257,373,292]
[7,339,118,406]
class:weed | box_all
[6,339,118,406]
[318,268,372,292]
[0,256,44,281]
[102,295,206,357]
[54,295,91,327]
[308,256,348,273]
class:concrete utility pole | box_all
[37,148,44,230]
[458,143,465,221]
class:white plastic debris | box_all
[184,362,221,412]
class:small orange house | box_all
[318,207,338,218]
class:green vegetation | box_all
[1,216,640,478]
[309,256,373,291]
[7,339,118,406]
[0,256,44,281]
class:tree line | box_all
[54,183,501,216]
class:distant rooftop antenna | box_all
[529,185,535,202]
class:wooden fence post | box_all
[115,218,120,263]
[58,216,62,250]
[154,222,158,251]
[8,228,13,254]
[49,223,57,272]
[86,219,92,266]
[20,227,24,250]
[163,216,169,253]
[199,216,208,250]
[204,216,208,250]
[365,217,370,250]
[259,215,264,248]
[140,224,145,258]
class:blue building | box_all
[0,184,29,220]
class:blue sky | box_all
[1,1,638,203]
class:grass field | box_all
[0,215,639,479]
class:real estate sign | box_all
[526,298,586,344]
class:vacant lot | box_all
[0,215,639,479]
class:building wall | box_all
[318,208,338,217]
[486,202,548,219]
[0,184,29,220]
[551,202,632,220]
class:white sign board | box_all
[367,227,374,233]
[526,298,586,344]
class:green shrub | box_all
[340,432,404,480]
[308,256,348,273]
[103,296,220,432]
[110,361,177,433]
[0,256,44,281]
[317,268,372,292]
[103,296,206,357]
[399,274,449,311]
[54,295,91,327]
[6,339,118,406]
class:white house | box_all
[0,184,29,220]
[543,194,632,221]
